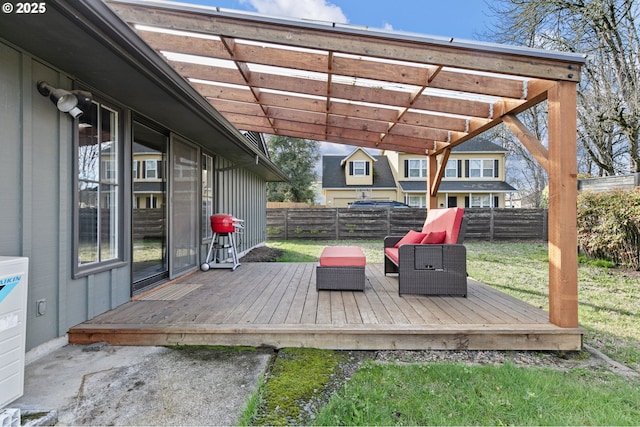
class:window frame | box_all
[351,160,367,176]
[470,195,492,208]
[469,158,495,178]
[407,158,427,178]
[145,159,158,179]
[407,194,427,208]
[73,96,126,278]
[201,152,215,242]
[445,159,458,178]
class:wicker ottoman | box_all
[316,246,366,291]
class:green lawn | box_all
[314,361,640,426]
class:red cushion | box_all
[421,208,464,244]
[319,246,366,267]
[394,230,427,248]
[421,230,446,244]
[384,247,399,264]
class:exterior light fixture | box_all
[36,81,92,118]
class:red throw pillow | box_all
[395,230,427,248]
[421,230,446,244]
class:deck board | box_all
[68,263,584,351]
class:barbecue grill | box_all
[200,213,244,271]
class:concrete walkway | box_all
[12,344,272,426]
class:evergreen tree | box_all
[266,136,320,203]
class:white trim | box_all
[339,147,378,166]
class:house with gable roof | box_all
[322,138,517,208]
[322,148,398,206]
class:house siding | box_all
[344,150,375,186]
[215,156,268,255]
[0,44,133,350]
[1,39,272,351]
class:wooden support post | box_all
[427,155,438,209]
[547,82,579,328]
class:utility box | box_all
[0,257,29,408]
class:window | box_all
[469,159,496,178]
[75,99,122,273]
[408,195,427,208]
[145,160,158,179]
[408,158,427,178]
[146,196,159,209]
[471,195,492,208]
[352,160,366,176]
[201,153,215,240]
[445,159,458,178]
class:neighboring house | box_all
[323,148,398,207]
[132,143,166,209]
[0,2,287,352]
[323,138,516,208]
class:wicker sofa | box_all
[384,207,468,297]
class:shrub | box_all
[577,189,640,270]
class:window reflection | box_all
[77,101,120,266]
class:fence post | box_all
[335,209,340,240]
[490,208,495,242]
[284,208,288,240]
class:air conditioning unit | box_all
[0,257,29,409]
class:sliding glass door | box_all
[132,122,168,291]
[169,135,199,277]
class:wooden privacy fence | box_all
[267,208,548,241]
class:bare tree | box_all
[489,105,550,207]
[486,0,640,174]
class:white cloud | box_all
[242,0,348,23]
[383,22,394,31]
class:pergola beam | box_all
[110,2,581,82]
[503,114,550,172]
[107,0,586,332]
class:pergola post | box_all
[547,81,579,328]
[427,155,438,210]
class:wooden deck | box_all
[68,263,583,351]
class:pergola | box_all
[107,0,586,329]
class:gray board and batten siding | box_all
[266,208,549,241]
[0,1,284,351]
[0,46,132,350]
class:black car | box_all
[348,200,410,208]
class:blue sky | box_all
[177,0,494,40]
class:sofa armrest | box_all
[384,236,403,248]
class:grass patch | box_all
[267,240,384,263]
[314,361,640,426]
[238,375,266,426]
[464,240,640,370]
[249,348,342,426]
[578,253,617,268]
